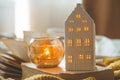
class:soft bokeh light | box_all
[15,0,30,38]
[15,0,83,38]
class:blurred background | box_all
[0,0,120,39]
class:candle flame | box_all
[44,48,50,55]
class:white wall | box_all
[0,0,14,34]
[29,0,83,33]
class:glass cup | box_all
[28,37,64,68]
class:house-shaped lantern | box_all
[65,4,95,71]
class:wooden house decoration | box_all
[65,4,95,71]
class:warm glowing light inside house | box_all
[67,56,73,63]
[76,39,82,46]
[68,27,74,32]
[69,20,74,23]
[84,26,89,31]
[76,14,81,18]
[68,39,72,46]
[15,0,30,38]
[79,54,91,60]
[82,20,88,23]
[76,27,81,32]
[85,38,90,46]
[79,54,84,60]
[86,55,91,59]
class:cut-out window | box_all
[76,27,81,32]
[76,14,81,18]
[84,26,89,31]
[67,55,72,63]
[86,54,91,60]
[85,38,90,46]
[79,54,84,60]
[76,39,82,46]
[67,39,72,46]
[82,20,88,23]
[69,20,74,23]
[68,27,73,32]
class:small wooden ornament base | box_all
[21,62,114,80]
